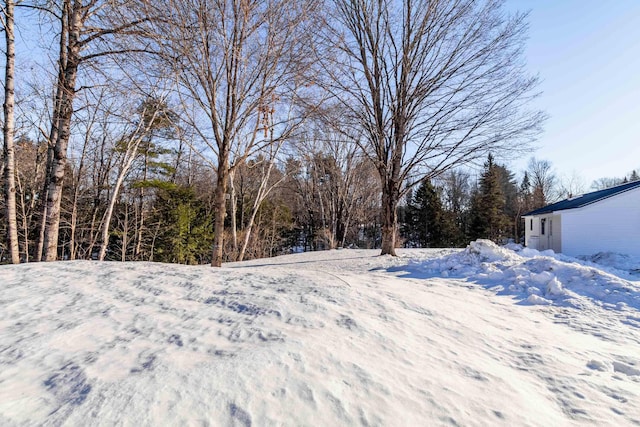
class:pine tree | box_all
[148,184,214,265]
[496,164,518,240]
[469,154,510,242]
[517,171,533,242]
[404,179,457,247]
[405,179,441,247]
[519,172,532,210]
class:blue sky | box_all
[506,0,640,185]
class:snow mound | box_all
[402,240,640,311]
[403,239,521,278]
[580,252,640,276]
[466,239,522,263]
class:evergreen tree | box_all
[517,171,533,242]
[440,170,472,247]
[519,172,532,210]
[495,164,518,240]
[469,154,510,242]
[404,179,456,247]
[148,184,214,264]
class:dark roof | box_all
[524,179,640,216]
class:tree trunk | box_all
[38,5,63,262]
[236,147,284,262]
[135,147,149,259]
[37,137,55,261]
[2,0,20,264]
[43,2,81,261]
[380,180,399,256]
[98,174,125,261]
[211,158,229,267]
[134,194,144,259]
[16,175,29,262]
[229,169,238,256]
[149,220,161,262]
[69,194,78,260]
[24,153,43,262]
[237,204,259,262]
[98,133,151,261]
[36,204,47,261]
[121,203,128,262]
[69,132,90,260]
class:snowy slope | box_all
[1,243,639,426]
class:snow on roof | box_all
[524,179,640,216]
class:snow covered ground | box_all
[1,241,639,426]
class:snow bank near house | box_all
[580,252,640,276]
[400,240,640,311]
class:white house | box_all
[522,180,640,257]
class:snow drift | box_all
[396,240,640,312]
[1,244,639,425]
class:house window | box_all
[541,218,546,235]
[530,219,533,231]
[549,220,552,236]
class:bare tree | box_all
[145,0,319,266]
[527,157,557,207]
[324,0,544,255]
[2,0,20,263]
[557,171,586,200]
[591,176,625,191]
[297,114,379,249]
[282,113,381,252]
[38,0,153,261]
[438,169,471,243]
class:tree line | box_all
[1,0,547,265]
[403,156,640,249]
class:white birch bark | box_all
[98,107,162,261]
[2,0,20,264]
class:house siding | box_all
[560,188,640,257]
[551,215,561,253]
[524,214,561,253]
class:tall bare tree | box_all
[39,0,152,261]
[527,157,556,207]
[325,0,544,255]
[2,0,19,263]
[145,0,319,266]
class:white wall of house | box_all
[560,188,640,257]
[524,214,562,253]
[550,215,562,252]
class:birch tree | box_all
[326,0,544,255]
[39,0,153,261]
[97,97,168,261]
[2,0,19,263]
[235,142,286,262]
